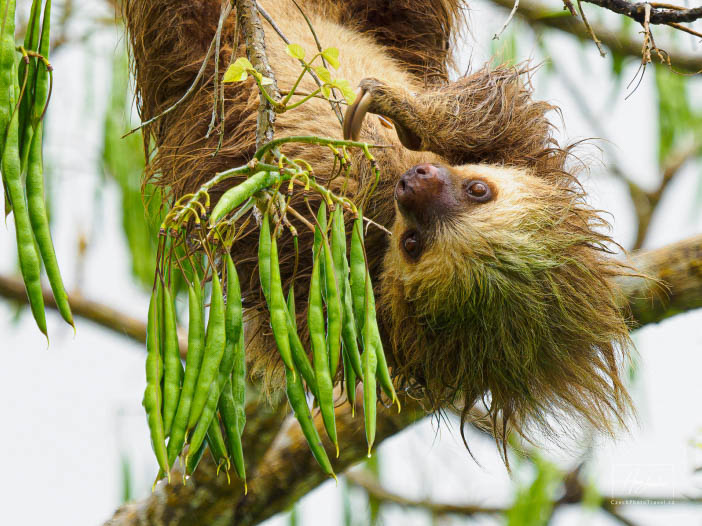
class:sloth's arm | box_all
[344,67,557,167]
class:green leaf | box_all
[286,43,306,60]
[314,65,332,84]
[333,79,356,104]
[223,57,253,83]
[321,85,331,99]
[655,64,695,164]
[322,47,340,69]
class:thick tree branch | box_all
[582,1,702,25]
[105,396,424,526]
[619,233,702,325]
[488,0,702,73]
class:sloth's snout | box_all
[395,164,450,224]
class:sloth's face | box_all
[387,162,563,321]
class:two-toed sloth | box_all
[125,0,635,453]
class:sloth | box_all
[124,0,635,452]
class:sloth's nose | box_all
[395,164,448,220]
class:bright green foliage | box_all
[285,43,305,60]
[507,456,562,526]
[654,64,699,165]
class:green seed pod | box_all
[309,247,338,455]
[188,270,226,429]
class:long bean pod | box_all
[143,288,170,478]
[3,52,47,336]
[268,234,295,373]
[17,0,41,169]
[333,206,363,379]
[166,278,205,466]
[30,0,50,127]
[309,247,338,455]
[349,214,366,332]
[322,232,342,381]
[286,285,317,397]
[342,346,356,415]
[362,269,378,457]
[188,254,244,461]
[161,283,182,436]
[210,170,275,224]
[187,381,222,464]
[0,0,13,217]
[188,270,226,429]
[258,212,271,303]
[0,0,17,160]
[226,253,246,433]
[25,122,73,328]
[220,378,246,487]
[206,417,230,477]
[285,366,336,480]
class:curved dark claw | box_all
[343,88,373,141]
[342,79,423,151]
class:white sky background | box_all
[1,1,701,525]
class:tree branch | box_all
[346,466,702,519]
[236,0,281,149]
[582,1,702,25]
[106,396,424,526]
[346,470,506,516]
[619,233,702,325]
[487,0,702,73]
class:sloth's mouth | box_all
[400,229,422,261]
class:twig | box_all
[290,0,344,125]
[667,21,702,39]
[563,0,578,15]
[493,0,521,40]
[347,470,505,516]
[254,1,344,126]
[577,0,607,56]
[123,20,222,137]
[206,0,231,139]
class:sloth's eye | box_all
[402,230,421,260]
[465,180,492,202]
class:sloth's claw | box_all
[343,78,423,151]
[343,88,373,142]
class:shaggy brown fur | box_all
[124,0,635,452]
